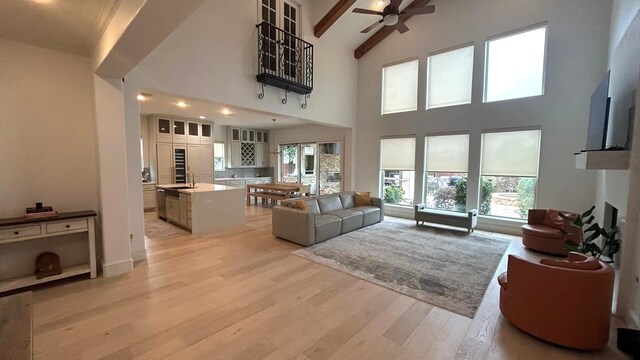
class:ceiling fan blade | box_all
[400,5,435,16]
[361,20,383,33]
[395,19,410,34]
[390,0,404,11]
[352,8,383,15]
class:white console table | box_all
[0,210,97,293]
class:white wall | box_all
[355,0,610,232]
[270,124,355,190]
[125,0,358,129]
[600,2,640,328]
[0,39,99,218]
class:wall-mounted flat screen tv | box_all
[585,71,611,151]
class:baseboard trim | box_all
[101,258,133,277]
[626,308,640,329]
[131,249,147,262]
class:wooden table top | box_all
[246,183,301,191]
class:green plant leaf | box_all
[564,241,579,252]
[581,206,596,218]
[584,231,601,243]
[584,215,595,225]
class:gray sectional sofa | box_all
[272,191,384,246]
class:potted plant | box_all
[561,205,621,262]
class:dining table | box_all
[245,183,302,205]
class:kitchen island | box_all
[156,183,245,235]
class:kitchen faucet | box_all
[186,168,196,188]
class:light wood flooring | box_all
[28,207,630,359]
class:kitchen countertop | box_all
[142,182,156,185]
[156,183,244,193]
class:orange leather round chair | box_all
[521,209,581,255]
[497,253,614,350]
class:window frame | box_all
[214,142,225,171]
[422,131,470,213]
[483,22,549,103]
[426,42,475,110]
[479,127,542,219]
[380,136,417,207]
[381,58,420,115]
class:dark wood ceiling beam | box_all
[314,0,358,38]
[354,0,431,59]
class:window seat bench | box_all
[414,204,478,234]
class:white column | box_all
[123,79,146,261]
[93,75,133,276]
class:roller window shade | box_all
[382,60,419,114]
[481,130,541,177]
[427,45,474,109]
[381,138,416,171]
[485,26,547,102]
[425,134,469,172]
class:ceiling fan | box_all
[353,0,435,34]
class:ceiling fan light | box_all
[383,14,398,26]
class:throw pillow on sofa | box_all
[354,191,372,207]
[295,200,309,211]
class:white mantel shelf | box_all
[574,150,630,170]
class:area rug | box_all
[144,218,190,239]
[293,217,510,318]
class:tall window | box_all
[424,134,469,212]
[214,143,225,170]
[382,59,419,115]
[427,45,474,109]
[480,129,541,219]
[381,137,415,206]
[485,24,547,102]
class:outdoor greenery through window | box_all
[424,134,469,212]
[380,137,415,206]
[381,59,419,115]
[480,130,541,219]
[427,45,474,109]
[485,24,547,102]
[214,143,225,171]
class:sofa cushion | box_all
[330,209,363,233]
[315,214,342,243]
[339,193,355,209]
[353,206,381,226]
[317,195,343,214]
[540,257,602,270]
[521,224,563,239]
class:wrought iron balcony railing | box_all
[256,21,313,96]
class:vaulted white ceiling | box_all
[0,0,121,57]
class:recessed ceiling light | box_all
[137,93,151,101]
[199,115,206,119]
[221,108,232,116]
[31,0,53,4]
[376,0,387,8]
[176,101,188,108]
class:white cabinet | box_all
[201,123,213,145]
[226,127,269,168]
[143,184,156,210]
[156,143,173,185]
[256,143,269,167]
[198,146,214,183]
[187,144,213,184]
[156,117,172,143]
[187,121,200,144]
[173,119,187,143]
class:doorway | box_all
[279,141,342,195]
